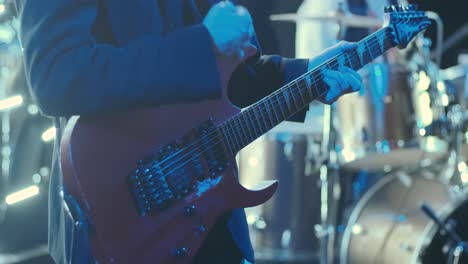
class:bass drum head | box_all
[340,168,457,264]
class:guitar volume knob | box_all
[172,247,188,258]
[184,205,197,217]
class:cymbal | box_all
[270,12,383,28]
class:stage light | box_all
[461,172,468,184]
[0,95,23,111]
[41,127,56,142]
[5,185,39,205]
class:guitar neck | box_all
[220,27,396,156]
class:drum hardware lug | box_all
[283,141,294,161]
[252,217,267,230]
[314,224,334,238]
[396,171,413,187]
[399,243,415,253]
[384,95,393,104]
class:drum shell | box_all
[340,168,466,264]
[238,123,321,261]
[335,63,446,171]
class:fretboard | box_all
[220,27,396,156]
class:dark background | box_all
[240,0,467,68]
[0,0,465,263]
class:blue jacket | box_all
[14,0,308,263]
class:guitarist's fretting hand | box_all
[204,2,362,105]
[309,41,363,104]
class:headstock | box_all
[385,4,431,49]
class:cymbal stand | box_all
[444,104,468,189]
[315,103,341,264]
[315,4,347,263]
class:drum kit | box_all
[238,6,468,264]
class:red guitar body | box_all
[60,47,278,263]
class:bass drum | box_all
[340,167,468,264]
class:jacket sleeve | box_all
[15,0,222,116]
[228,54,309,108]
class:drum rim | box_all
[339,168,450,263]
[338,136,448,170]
[339,171,398,264]
[411,195,468,263]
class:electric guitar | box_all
[60,6,430,263]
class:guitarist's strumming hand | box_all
[309,41,363,104]
[203,1,254,59]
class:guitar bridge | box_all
[127,120,230,216]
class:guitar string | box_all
[148,28,392,172]
[224,30,393,153]
[153,30,392,170]
[143,31,395,197]
[134,27,394,204]
[138,30,396,201]
[147,41,396,201]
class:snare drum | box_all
[335,63,447,171]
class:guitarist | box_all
[14,0,362,263]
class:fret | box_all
[362,45,373,65]
[252,106,267,132]
[344,53,355,69]
[242,108,257,139]
[267,96,280,124]
[282,88,292,115]
[275,92,287,119]
[372,35,383,55]
[383,29,395,49]
[299,79,312,102]
[258,104,272,130]
[350,50,363,70]
[303,74,314,99]
[263,100,276,127]
[228,121,240,151]
[343,53,351,68]
[246,109,259,140]
[221,124,235,156]
[309,73,322,98]
[366,39,377,60]
[294,81,307,106]
[314,70,328,97]
[287,86,299,112]
[258,101,271,131]
[326,58,339,70]
[234,117,248,147]
[248,109,262,137]
[240,113,254,143]
[261,101,275,128]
